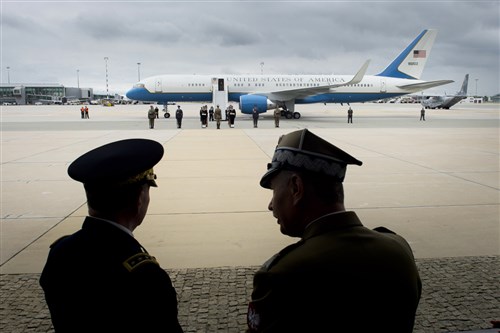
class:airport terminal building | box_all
[0,84,93,105]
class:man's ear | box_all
[289,173,305,206]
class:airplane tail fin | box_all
[377,29,437,80]
[457,74,469,96]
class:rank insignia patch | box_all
[123,253,158,272]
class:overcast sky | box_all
[2,0,499,97]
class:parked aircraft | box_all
[126,29,453,119]
[421,74,469,109]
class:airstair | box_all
[212,78,228,111]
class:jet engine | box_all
[239,95,275,114]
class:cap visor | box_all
[259,168,280,189]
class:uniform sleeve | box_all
[127,261,184,332]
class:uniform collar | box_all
[84,216,134,237]
[302,211,363,240]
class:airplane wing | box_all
[397,79,454,91]
[264,60,370,101]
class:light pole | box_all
[104,57,109,99]
[77,69,80,88]
[475,78,478,96]
[6,66,10,84]
[137,62,141,81]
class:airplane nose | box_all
[126,87,144,100]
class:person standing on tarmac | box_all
[200,106,208,128]
[252,105,259,128]
[228,105,237,128]
[148,105,156,129]
[273,106,281,128]
[214,105,222,129]
[209,106,214,121]
[420,107,426,121]
[347,107,353,123]
[176,105,183,128]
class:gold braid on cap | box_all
[272,149,346,180]
[117,168,156,186]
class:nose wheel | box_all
[163,103,171,118]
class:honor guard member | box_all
[228,105,237,128]
[200,105,208,128]
[40,139,184,333]
[247,129,421,333]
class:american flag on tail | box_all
[413,50,426,58]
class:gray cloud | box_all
[2,1,499,96]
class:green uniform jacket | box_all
[247,211,421,333]
[40,217,183,333]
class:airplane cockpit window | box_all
[133,83,145,88]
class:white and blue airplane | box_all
[126,29,453,119]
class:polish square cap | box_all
[260,129,362,188]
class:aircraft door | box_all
[212,77,228,111]
[155,79,162,92]
[218,78,225,91]
[380,79,386,93]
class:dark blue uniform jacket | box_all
[40,217,183,333]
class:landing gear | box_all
[284,111,301,119]
[163,104,170,118]
[278,103,301,120]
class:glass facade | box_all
[0,85,86,104]
[25,86,64,97]
[0,86,15,98]
[25,86,64,103]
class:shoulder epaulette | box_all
[123,253,159,272]
[373,226,396,235]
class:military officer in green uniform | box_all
[40,139,183,333]
[247,129,421,333]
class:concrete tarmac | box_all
[1,102,499,332]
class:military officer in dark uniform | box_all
[247,129,421,333]
[176,105,183,128]
[40,139,183,333]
